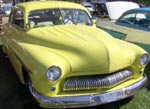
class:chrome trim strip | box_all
[29,76,147,108]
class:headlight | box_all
[46,66,61,81]
[140,53,149,66]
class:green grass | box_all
[0,42,150,109]
[120,89,150,109]
[120,67,150,109]
[0,37,2,45]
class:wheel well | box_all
[2,45,8,58]
[22,67,30,85]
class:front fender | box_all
[19,43,71,96]
[115,39,148,77]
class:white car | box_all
[82,2,94,12]
[104,1,139,20]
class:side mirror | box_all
[27,20,35,29]
[92,19,97,24]
[91,15,97,24]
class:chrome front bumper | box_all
[29,76,147,108]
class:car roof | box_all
[16,1,87,12]
[125,7,150,13]
[82,1,92,6]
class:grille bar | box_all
[63,70,133,91]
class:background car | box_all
[105,1,139,20]
[91,1,139,20]
[81,1,94,13]
[1,1,149,108]
[2,5,13,16]
[96,7,150,53]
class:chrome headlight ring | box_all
[46,66,61,81]
[140,53,149,66]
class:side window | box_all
[12,10,24,28]
[116,13,136,27]
[135,13,150,31]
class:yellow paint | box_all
[1,1,148,99]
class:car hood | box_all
[106,1,139,20]
[26,25,133,72]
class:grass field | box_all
[0,41,150,109]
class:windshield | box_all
[28,8,92,27]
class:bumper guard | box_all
[29,76,147,108]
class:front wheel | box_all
[0,45,8,60]
[25,74,41,108]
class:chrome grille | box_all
[63,70,133,91]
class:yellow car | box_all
[1,1,149,108]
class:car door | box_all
[5,8,25,79]
[98,12,136,40]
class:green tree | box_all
[133,0,150,6]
